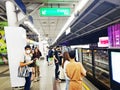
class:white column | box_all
[5,1,18,26]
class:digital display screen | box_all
[111,52,120,83]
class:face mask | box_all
[26,50,31,54]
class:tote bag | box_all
[36,59,40,66]
[59,66,65,80]
[18,66,30,78]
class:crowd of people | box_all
[46,46,86,90]
[19,45,86,90]
[19,45,42,90]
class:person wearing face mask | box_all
[20,45,34,90]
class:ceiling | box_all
[1,0,120,46]
[0,0,79,45]
[56,0,120,46]
[23,0,79,45]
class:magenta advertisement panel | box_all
[108,24,120,48]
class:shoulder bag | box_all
[18,65,30,78]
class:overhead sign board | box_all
[39,8,70,16]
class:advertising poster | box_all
[0,22,8,65]
[111,52,120,83]
[108,23,120,48]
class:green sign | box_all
[40,8,70,16]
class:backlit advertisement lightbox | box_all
[108,24,120,48]
[109,49,120,90]
[111,52,120,83]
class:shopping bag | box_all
[48,57,54,65]
[18,66,30,78]
[36,59,40,66]
[59,66,65,80]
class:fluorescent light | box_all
[24,21,40,35]
[66,27,71,35]
[53,0,92,45]
[71,45,90,49]
[74,0,90,14]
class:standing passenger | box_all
[58,48,62,66]
[66,50,86,90]
[20,45,34,90]
[53,46,61,82]
[46,46,49,64]
[32,47,42,81]
[48,47,54,66]
[62,52,70,90]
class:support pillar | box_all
[5,1,18,26]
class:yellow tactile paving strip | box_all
[82,82,90,90]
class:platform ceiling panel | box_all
[57,0,120,45]
[0,0,80,44]
[22,0,79,44]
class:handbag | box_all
[59,66,65,80]
[48,57,54,65]
[35,59,40,66]
[18,66,30,78]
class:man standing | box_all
[48,47,54,66]
[66,50,86,90]
[54,46,61,82]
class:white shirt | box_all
[20,54,32,72]
[64,60,70,80]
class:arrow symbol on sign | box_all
[42,10,46,15]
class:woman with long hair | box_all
[32,47,42,81]
[62,52,70,90]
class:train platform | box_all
[0,65,9,74]
[0,59,99,90]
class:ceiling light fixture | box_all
[24,21,40,35]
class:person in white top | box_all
[62,52,70,90]
[20,45,34,90]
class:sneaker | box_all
[56,79,61,83]
[33,78,37,82]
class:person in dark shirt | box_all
[48,47,54,66]
[58,50,62,66]
[54,46,61,82]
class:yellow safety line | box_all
[82,82,90,90]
